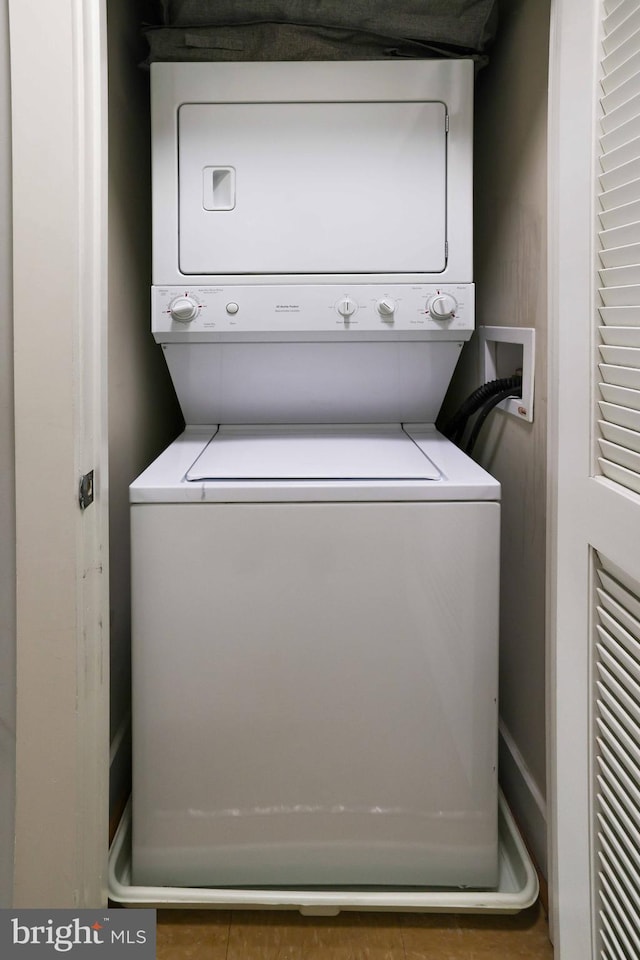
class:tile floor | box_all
[156,902,554,959]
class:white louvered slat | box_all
[601,114,640,155]
[599,419,640,452]
[600,284,640,305]
[600,94,640,139]
[602,158,640,198]
[597,646,640,712]
[603,29,640,77]
[599,382,640,409]
[599,457,640,492]
[596,644,640,712]
[598,768,640,839]
[594,559,640,958]
[598,362,640,388]
[598,565,640,620]
[599,262,640,283]
[598,728,638,804]
[598,760,640,844]
[600,155,640,194]
[599,438,640,473]
[596,665,640,744]
[598,716,639,806]
[599,839,640,923]
[599,304,640,324]
[604,0,638,38]
[601,553,640,596]
[599,325,640,344]
[600,179,640,213]
[599,841,640,934]
[600,63,640,116]
[599,600,640,650]
[605,0,631,16]
[601,92,640,135]
[598,809,640,878]
[602,70,640,115]
[599,198,640,229]
[600,925,627,960]
[600,343,640,364]
[599,400,640,432]
[603,9,640,54]
[597,685,640,751]
[599,879,640,955]
[599,239,640,265]
[601,48,640,95]
[599,134,640,174]
[599,221,640,249]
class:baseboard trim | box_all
[498,720,548,878]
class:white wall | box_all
[473,0,551,873]
[0,0,15,908]
[440,0,551,872]
[107,0,183,818]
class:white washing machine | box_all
[131,424,499,888]
[131,60,501,891]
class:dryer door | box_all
[178,100,447,275]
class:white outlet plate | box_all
[478,326,535,423]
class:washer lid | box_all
[186,425,441,481]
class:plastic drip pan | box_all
[109,791,538,915]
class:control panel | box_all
[152,284,474,342]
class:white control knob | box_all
[336,297,357,319]
[428,293,457,321]
[376,298,396,319]
[169,296,198,323]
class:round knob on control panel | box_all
[169,296,199,323]
[428,293,457,321]
[336,297,357,319]
[376,298,396,319]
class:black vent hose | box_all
[440,375,523,445]
[464,385,522,455]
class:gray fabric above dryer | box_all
[144,23,472,64]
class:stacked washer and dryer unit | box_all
[131,60,501,891]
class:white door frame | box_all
[9,0,109,906]
[546,0,598,950]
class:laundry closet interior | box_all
[106,0,549,907]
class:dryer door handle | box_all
[203,166,236,211]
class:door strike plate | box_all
[79,470,94,510]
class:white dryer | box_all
[131,60,501,891]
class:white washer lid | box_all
[186,425,441,481]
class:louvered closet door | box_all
[594,18,640,956]
[551,1,640,959]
